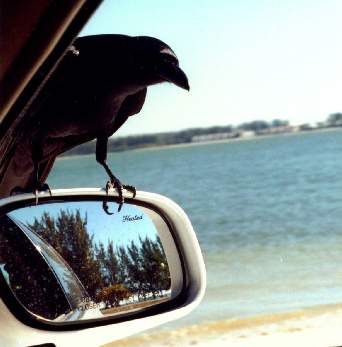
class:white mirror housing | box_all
[0,188,206,347]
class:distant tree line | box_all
[61,119,290,156]
[60,114,342,157]
[29,209,170,309]
[327,113,342,127]
[237,119,289,132]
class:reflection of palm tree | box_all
[115,235,171,300]
[29,209,103,298]
[96,284,131,308]
[28,208,171,308]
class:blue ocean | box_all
[49,129,342,329]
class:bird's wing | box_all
[0,48,85,197]
[109,88,147,135]
[37,89,148,186]
[1,86,147,196]
[37,131,96,180]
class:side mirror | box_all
[0,189,205,346]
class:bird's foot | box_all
[33,183,52,204]
[122,184,137,198]
[10,186,30,196]
[102,178,136,215]
[10,183,52,205]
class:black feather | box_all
[0,34,189,197]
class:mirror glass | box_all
[0,199,178,322]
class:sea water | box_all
[49,129,342,329]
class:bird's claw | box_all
[34,183,52,205]
[102,199,114,215]
[102,179,136,215]
[10,186,27,196]
[105,179,124,213]
[123,185,137,198]
[10,183,52,205]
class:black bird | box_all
[0,34,189,208]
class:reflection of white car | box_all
[1,216,103,322]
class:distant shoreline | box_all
[57,127,342,160]
[130,126,342,153]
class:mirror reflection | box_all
[0,200,172,322]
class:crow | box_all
[0,34,189,208]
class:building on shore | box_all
[191,132,240,143]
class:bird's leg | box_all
[32,143,52,204]
[96,136,136,213]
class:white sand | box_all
[181,310,342,347]
[104,304,342,347]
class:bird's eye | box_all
[160,48,178,65]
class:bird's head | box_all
[73,35,189,91]
[131,36,190,91]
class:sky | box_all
[80,0,342,136]
[9,202,159,248]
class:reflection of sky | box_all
[9,201,159,249]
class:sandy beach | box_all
[103,304,342,347]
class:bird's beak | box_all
[157,62,190,91]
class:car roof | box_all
[0,0,102,188]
